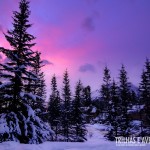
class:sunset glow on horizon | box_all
[0,0,150,95]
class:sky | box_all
[0,0,150,95]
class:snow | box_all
[20,92,43,102]
[0,114,9,134]
[0,124,150,150]
[91,90,99,100]
[24,92,36,101]
[91,107,97,113]
[128,105,144,113]
[1,141,149,150]
[0,82,12,88]
[130,83,138,94]
[4,94,13,99]
[130,120,141,126]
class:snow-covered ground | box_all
[0,124,150,150]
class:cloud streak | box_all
[82,17,95,32]
[42,60,54,66]
[79,63,96,73]
[0,25,3,32]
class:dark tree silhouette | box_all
[139,58,150,135]
[61,70,72,141]
[118,65,131,137]
[48,75,61,140]
[0,0,53,143]
[72,80,87,142]
[31,52,46,121]
[106,80,121,140]
[100,66,111,123]
[83,85,92,107]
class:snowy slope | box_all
[91,90,99,100]
[0,124,150,150]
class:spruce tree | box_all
[48,75,61,140]
[139,58,150,135]
[33,52,46,99]
[31,52,46,121]
[61,70,72,141]
[83,85,92,107]
[118,65,131,137]
[0,0,53,143]
[82,85,94,123]
[0,64,5,114]
[106,80,121,140]
[72,80,87,142]
[100,66,111,123]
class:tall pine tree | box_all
[83,85,92,107]
[106,80,121,140]
[0,63,6,114]
[82,85,92,123]
[0,0,53,143]
[139,58,150,135]
[31,52,46,121]
[118,65,131,137]
[72,80,87,142]
[100,66,111,123]
[48,75,61,140]
[61,70,72,141]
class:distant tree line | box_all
[99,61,150,141]
[0,0,149,144]
[47,71,90,142]
[47,59,150,142]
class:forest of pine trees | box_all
[0,0,150,144]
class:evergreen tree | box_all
[0,64,5,114]
[118,65,131,137]
[139,58,150,135]
[0,0,53,143]
[100,66,111,123]
[130,90,138,105]
[33,52,46,99]
[106,80,121,140]
[61,70,72,141]
[83,85,92,107]
[31,52,46,121]
[72,80,87,142]
[82,85,93,123]
[48,75,61,140]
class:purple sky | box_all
[0,0,150,94]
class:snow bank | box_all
[0,114,9,134]
[0,124,150,150]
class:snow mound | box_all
[0,124,150,150]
